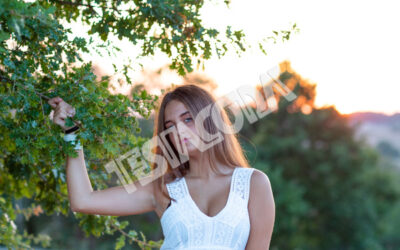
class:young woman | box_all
[48,84,275,249]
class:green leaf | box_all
[115,235,126,250]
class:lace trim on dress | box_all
[232,167,254,201]
[166,176,187,200]
[160,167,255,250]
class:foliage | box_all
[0,0,299,248]
[240,62,400,249]
[0,0,159,248]
[36,0,298,76]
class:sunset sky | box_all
[70,0,400,115]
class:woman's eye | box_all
[184,117,193,123]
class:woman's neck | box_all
[186,153,231,180]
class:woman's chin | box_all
[184,142,200,155]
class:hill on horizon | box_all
[345,111,400,169]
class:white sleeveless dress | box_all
[160,167,255,250]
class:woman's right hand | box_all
[48,96,79,131]
[48,98,157,217]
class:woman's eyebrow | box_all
[164,111,190,125]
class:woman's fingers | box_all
[48,97,63,108]
[48,97,77,130]
[66,106,75,118]
[53,109,67,126]
[59,109,67,120]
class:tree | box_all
[0,0,298,248]
[239,61,400,249]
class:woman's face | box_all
[164,100,199,156]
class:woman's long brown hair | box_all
[151,84,250,203]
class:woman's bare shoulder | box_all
[152,172,176,218]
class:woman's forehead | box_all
[164,100,190,119]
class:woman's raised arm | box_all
[48,97,156,216]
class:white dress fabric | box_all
[160,167,255,250]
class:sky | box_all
[69,0,400,115]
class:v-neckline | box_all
[182,167,238,219]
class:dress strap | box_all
[232,167,255,202]
[166,177,187,201]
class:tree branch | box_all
[0,71,51,100]
[111,224,160,248]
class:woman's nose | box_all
[176,122,189,138]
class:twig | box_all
[1,73,83,126]
[1,74,51,100]
[51,0,94,9]
[32,163,66,198]
[50,0,125,16]
[111,224,157,248]
[40,96,53,134]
